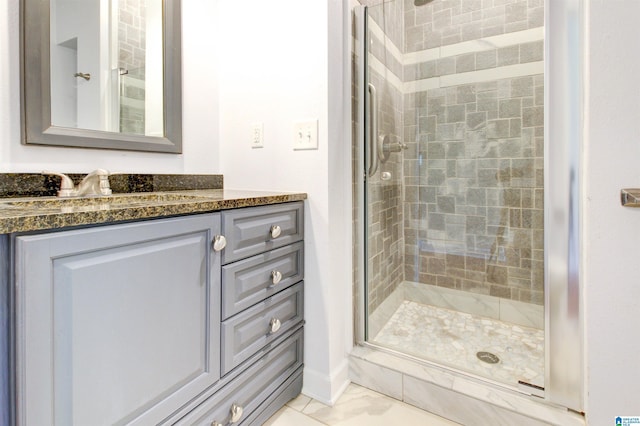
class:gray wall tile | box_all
[359,0,545,316]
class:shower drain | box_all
[476,351,500,364]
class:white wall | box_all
[217,0,352,404]
[583,1,640,424]
[0,0,219,174]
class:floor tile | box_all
[300,384,459,426]
[286,393,312,411]
[264,406,326,426]
[267,384,462,425]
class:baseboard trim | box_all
[302,359,350,406]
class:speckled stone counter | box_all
[0,189,307,234]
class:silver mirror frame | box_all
[20,0,182,153]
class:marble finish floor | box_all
[372,301,544,387]
[265,383,460,425]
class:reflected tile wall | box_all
[403,0,544,52]
[118,0,147,134]
[361,0,404,53]
[403,75,544,305]
[365,10,406,314]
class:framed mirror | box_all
[20,0,182,153]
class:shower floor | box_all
[371,300,544,387]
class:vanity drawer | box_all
[221,282,303,375]
[221,202,304,263]
[222,241,304,319]
[174,328,303,425]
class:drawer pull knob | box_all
[271,270,283,285]
[269,317,282,334]
[213,235,227,252]
[230,403,244,423]
[270,225,282,239]
[211,422,223,426]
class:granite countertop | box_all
[0,189,307,234]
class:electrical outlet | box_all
[293,120,318,150]
[251,122,264,148]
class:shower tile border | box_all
[404,281,544,329]
[438,61,544,90]
[371,52,543,94]
[369,14,543,67]
[368,281,544,331]
[402,281,500,319]
[440,28,544,61]
[369,54,405,93]
[367,15,543,95]
[349,346,585,426]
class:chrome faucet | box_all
[43,169,112,197]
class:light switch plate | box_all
[251,122,264,148]
[293,120,318,150]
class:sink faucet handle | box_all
[98,173,112,195]
[89,169,112,195]
[42,171,77,197]
[76,169,112,196]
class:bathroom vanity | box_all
[0,186,306,425]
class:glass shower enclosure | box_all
[357,0,546,391]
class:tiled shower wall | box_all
[403,0,545,305]
[404,0,544,52]
[403,75,544,304]
[355,0,545,320]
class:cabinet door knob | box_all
[271,270,283,285]
[230,403,244,423]
[213,235,227,252]
[269,317,282,334]
[269,225,282,239]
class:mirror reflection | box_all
[50,0,163,137]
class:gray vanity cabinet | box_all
[174,201,305,425]
[14,214,222,426]
[12,201,305,426]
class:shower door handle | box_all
[367,83,379,177]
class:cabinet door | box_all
[15,214,221,426]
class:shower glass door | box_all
[362,0,545,390]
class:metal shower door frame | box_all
[354,0,584,413]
